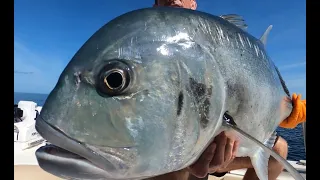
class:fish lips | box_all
[35,116,125,180]
[36,145,111,179]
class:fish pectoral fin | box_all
[250,132,277,180]
[259,25,273,46]
[222,119,305,180]
[219,14,248,30]
[250,133,277,180]
[250,147,269,180]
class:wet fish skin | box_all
[35,7,292,180]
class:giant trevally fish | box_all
[35,7,304,180]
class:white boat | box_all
[14,101,59,179]
[14,101,46,164]
[14,100,306,180]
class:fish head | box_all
[36,8,226,180]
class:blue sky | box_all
[14,0,306,98]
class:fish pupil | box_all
[105,72,124,89]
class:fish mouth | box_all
[35,116,128,179]
[36,145,112,179]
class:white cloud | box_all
[275,56,306,98]
[14,36,67,93]
[279,62,306,71]
[281,72,306,98]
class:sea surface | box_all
[14,92,306,161]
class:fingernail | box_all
[221,131,227,136]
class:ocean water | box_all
[14,92,306,161]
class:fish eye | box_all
[96,61,132,96]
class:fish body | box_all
[35,7,293,180]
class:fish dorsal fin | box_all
[260,25,273,46]
[222,119,305,180]
[220,14,248,30]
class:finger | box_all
[232,140,240,157]
[224,138,235,162]
[189,143,217,178]
[219,138,236,169]
[209,132,227,168]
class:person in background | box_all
[153,1,307,180]
[153,0,197,9]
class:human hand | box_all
[279,93,306,129]
[187,132,239,178]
